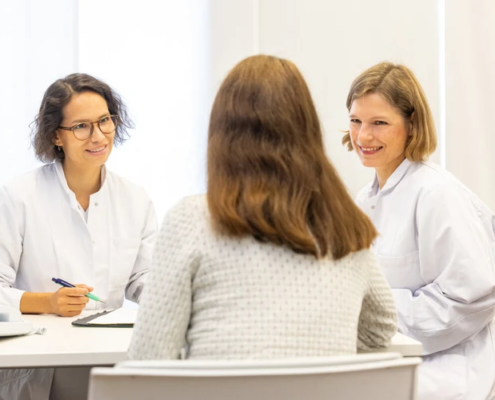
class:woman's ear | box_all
[52,131,62,146]
[408,112,415,136]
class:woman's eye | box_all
[374,121,388,125]
[74,123,88,130]
[100,117,110,123]
[350,119,361,123]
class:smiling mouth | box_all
[86,145,107,153]
[360,146,383,153]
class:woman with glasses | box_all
[0,73,157,400]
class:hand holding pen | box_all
[50,278,105,318]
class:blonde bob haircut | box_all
[342,62,437,161]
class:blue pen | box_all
[52,277,106,303]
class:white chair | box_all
[88,352,421,400]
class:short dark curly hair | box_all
[31,73,134,163]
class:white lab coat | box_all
[0,161,157,400]
[356,159,495,400]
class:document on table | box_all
[72,308,138,327]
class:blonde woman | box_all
[344,62,495,400]
[129,55,397,361]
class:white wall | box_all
[205,0,441,197]
[0,0,77,185]
[2,0,495,213]
[78,0,209,221]
[259,0,441,195]
[205,1,494,207]
[445,0,495,210]
[207,0,260,92]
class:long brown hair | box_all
[207,55,377,259]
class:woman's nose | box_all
[90,124,105,142]
[357,124,374,142]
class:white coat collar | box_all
[54,160,108,208]
[364,158,413,198]
[380,158,413,193]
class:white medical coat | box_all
[356,159,495,400]
[0,161,157,400]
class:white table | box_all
[360,332,422,357]
[0,312,422,368]
[0,312,133,368]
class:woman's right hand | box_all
[48,284,93,317]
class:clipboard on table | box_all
[72,308,137,328]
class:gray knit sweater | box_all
[128,195,397,360]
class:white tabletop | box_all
[0,311,133,368]
[361,332,423,357]
[0,312,422,368]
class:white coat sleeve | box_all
[0,187,26,308]
[128,198,199,360]
[124,194,158,303]
[392,183,495,355]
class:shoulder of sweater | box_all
[335,248,377,275]
[339,248,374,264]
[160,194,210,237]
[168,194,208,219]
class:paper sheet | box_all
[89,308,138,325]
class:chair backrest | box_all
[88,353,421,400]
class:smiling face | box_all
[349,93,411,180]
[54,91,114,171]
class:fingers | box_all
[58,308,84,317]
[67,296,89,305]
[68,303,87,311]
[56,288,89,307]
[56,303,87,317]
[52,284,96,316]
[75,284,94,292]
[60,287,89,297]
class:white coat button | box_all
[371,205,375,210]
[95,202,99,207]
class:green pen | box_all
[52,277,106,303]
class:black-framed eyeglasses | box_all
[58,115,119,141]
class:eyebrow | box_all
[69,113,110,125]
[348,114,390,120]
